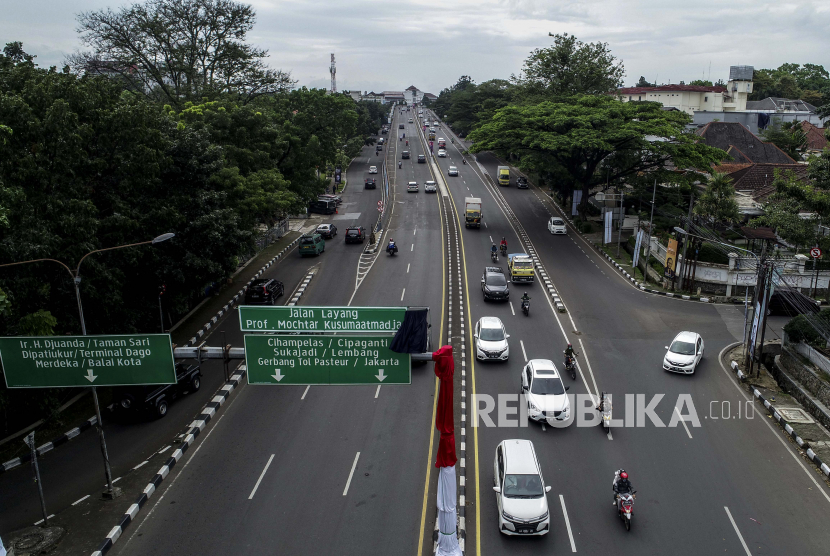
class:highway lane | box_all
[428,110,830,554]
[111,109,447,556]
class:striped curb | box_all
[187,236,302,346]
[728,360,830,479]
[91,365,248,556]
[287,271,315,306]
[1,416,98,474]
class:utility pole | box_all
[643,178,657,283]
[744,242,768,370]
[616,190,625,258]
[754,264,774,377]
[678,190,694,290]
[25,432,49,526]
[329,53,336,94]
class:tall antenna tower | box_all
[329,53,336,94]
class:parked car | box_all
[378,137,385,145]
[437,149,447,158]
[401,151,410,159]
[516,176,528,189]
[663,331,704,374]
[425,180,437,193]
[481,267,509,301]
[318,193,342,205]
[345,226,366,243]
[369,165,378,174]
[244,278,284,305]
[381,128,388,134]
[448,166,458,176]
[113,362,202,419]
[316,223,337,239]
[475,317,510,361]
[309,199,336,215]
[299,233,326,256]
[417,154,426,163]
[365,178,377,189]
[407,181,419,192]
[547,217,567,235]
[494,439,551,535]
[521,359,571,424]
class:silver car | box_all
[425,180,437,193]
[474,317,510,361]
[547,217,567,234]
[448,166,458,176]
[663,331,704,373]
[494,439,551,535]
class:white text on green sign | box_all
[238,306,406,333]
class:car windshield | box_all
[553,220,564,225]
[670,340,696,355]
[503,474,544,498]
[301,237,315,244]
[480,327,504,341]
[347,230,359,236]
[486,274,507,287]
[514,261,533,269]
[531,377,565,395]
[449,167,457,171]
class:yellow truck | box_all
[497,166,510,186]
[508,253,534,282]
[465,197,482,228]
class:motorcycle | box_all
[462,159,467,165]
[387,242,398,256]
[564,353,577,380]
[521,298,529,316]
[490,251,498,263]
[405,140,408,146]
[615,491,636,531]
[598,392,612,432]
[499,244,507,257]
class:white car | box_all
[663,331,704,374]
[494,439,551,536]
[521,359,571,423]
[547,217,567,235]
[437,149,447,158]
[368,166,378,174]
[407,181,419,192]
[474,317,510,361]
[448,166,458,176]
[424,180,437,193]
[408,118,413,123]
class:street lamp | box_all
[0,232,175,499]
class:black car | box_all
[245,278,285,304]
[401,151,410,159]
[345,226,366,243]
[516,176,528,189]
[481,267,509,301]
[381,128,388,134]
[417,154,426,163]
[365,178,377,189]
[399,123,405,129]
[112,363,201,419]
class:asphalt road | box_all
[428,108,830,554]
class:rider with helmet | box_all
[612,470,633,505]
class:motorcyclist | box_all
[388,239,396,251]
[405,140,408,146]
[612,470,633,505]
[521,292,530,306]
[490,243,497,256]
[564,342,577,360]
[500,237,508,251]
[462,158,467,165]
[398,161,402,169]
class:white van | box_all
[493,439,551,535]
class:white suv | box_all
[474,317,510,361]
[494,439,551,535]
[548,217,567,235]
[521,359,571,423]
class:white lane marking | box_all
[509,301,515,316]
[343,452,361,496]
[489,235,493,243]
[248,454,276,499]
[675,406,693,438]
[158,445,171,453]
[724,506,753,555]
[301,385,310,400]
[411,244,414,251]
[577,339,600,405]
[520,340,528,362]
[607,428,613,441]
[375,385,381,398]
[414,229,416,235]
[133,460,148,470]
[72,494,91,506]
[407,263,411,273]
[560,495,577,552]
[484,222,487,228]
[716,344,830,505]
[34,515,55,525]
[401,288,406,301]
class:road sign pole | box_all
[24,432,49,527]
[73,276,121,500]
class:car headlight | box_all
[502,510,518,521]
[535,511,549,521]
[527,400,538,411]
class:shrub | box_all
[784,310,830,346]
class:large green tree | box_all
[72,0,293,105]
[467,95,725,218]
[693,173,740,225]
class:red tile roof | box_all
[718,163,810,201]
[617,85,727,94]
[800,121,828,151]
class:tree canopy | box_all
[750,63,830,106]
[693,173,740,225]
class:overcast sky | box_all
[3,0,829,95]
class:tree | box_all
[761,120,807,161]
[693,173,740,225]
[688,79,713,87]
[467,95,725,218]
[3,41,35,64]
[749,63,830,101]
[635,76,654,88]
[514,33,625,99]
[72,0,293,105]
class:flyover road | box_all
[0,138,383,534]
[109,108,450,556]
[428,108,830,555]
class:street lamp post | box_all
[0,232,174,499]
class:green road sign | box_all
[0,334,176,388]
[239,306,406,333]
[245,334,411,385]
